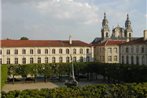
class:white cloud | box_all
[33,0,99,25]
[145,14,147,18]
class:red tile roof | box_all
[96,39,126,46]
[120,38,147,45]
[0,40,91,47]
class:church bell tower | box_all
[125,14,133,40]
[101,13,110,39]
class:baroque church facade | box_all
[93,13,134,63]
[92,13,133,44]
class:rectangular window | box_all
[52,49,56,54]
[66,57,70,63]
[73,57,76,62]
[45,49,48,54]
[59,57,63,63]
[22,49,26,54]
[7,58,10,64]
[108,56,112,61]
[86,49,89,54]
[114,48,117,53]
[59,49,62,54]
[108,48,112,53]
[73,49,76,54]
[14,49,18,54]
[136,47,139,53]
[52,57,56,63]
[80,49,83,54]
[22,58,26,64]
[45,57,48,63]
[38,57,41,63]
[30,58,34,64]
[114,56,117,61]
[7,50,10,55]
[15,58,18,64]
[37,49,41,54]
[30,49,33,54]
[66,49,69,54]
[0,58,2,64]
[141,47,144,53]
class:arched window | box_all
[131,46,134,53]
[114,48,117,53]
[122,56,124,64]
[131,56,134,65]
[80,48,83,54]
[66,49,69,54]
[22,57,26,64]
[126,56,129,64]
[52,49,56,54]
[73,49,76,54]
[30,58,34,64]
[80,56,84,62]
[129,33,131,38]
[86,49,90,54]
[126,47,129,53]
[106,32,109,37]
[73,57,76,62]
[52,57,56,63]
[141,46,144,53]
[66,57,70,63]
[38,57,41,63]
[59,57,63,63]
[59,49,62,54]
[45,57,48,63]
[86,56,90,62]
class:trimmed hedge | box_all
[7,62,147,83]
[1,83,147,98]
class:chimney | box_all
[144,30,147,40]
[69,35,72,45]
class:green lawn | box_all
[1,65,8,88]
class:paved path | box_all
[2,81,102,92]
[2,82,59,92]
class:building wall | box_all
[0,46,94,64]
[95,45,119,63]
[120,44,147,65]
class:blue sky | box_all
[2,0,147,42]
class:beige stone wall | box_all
[120,44,147,65]
[95,45,119,63]
[0,46,94,64]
